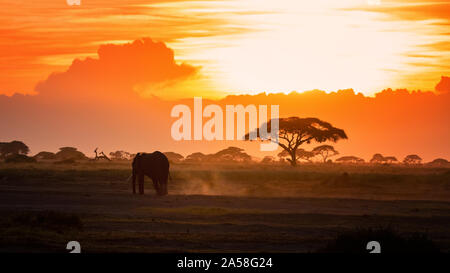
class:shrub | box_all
[5,154,37,163]
[11,211,83,232]
[54,158,77,165]
[34,151,56,160]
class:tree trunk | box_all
[290,151,297,166]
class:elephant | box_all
[129,151,170,195]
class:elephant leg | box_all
[161,179,168,195]
[159,180,166,196]
[152,179,161,195]
[138,173,144,195]
[157,178,167,196]
[132,173,136,194]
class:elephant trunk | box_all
[126,174,132,183]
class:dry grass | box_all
[0,161,449,253]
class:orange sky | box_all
[0,0,449,161]
[1,0,449,97]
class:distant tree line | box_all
[0,140,449,167]
[368,153,423,165]
[166,147,252,164]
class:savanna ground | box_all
[0,161,449,253]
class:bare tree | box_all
[94,148,111,161]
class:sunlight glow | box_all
[152,0,436,96]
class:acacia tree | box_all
[110,150,132,160]
[403,154,422,165]
[297,149,315,162]
[261,156,276,164]
[312,145,339,163]
[185,152,207,163]
[277,150,287,162]
[384,156,398,164]
[246,117,348,166]
[210,147,252,162]
[0,141,30,159]
[370,153,386,164]
[278,149,315,163]
[336,156,365,164]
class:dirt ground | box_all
[0,162,449,253]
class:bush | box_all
[34,151,56,160]
[5,154,37,163]
[54,159,77,165]
[318,227,440,253]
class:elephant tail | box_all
[168,171,172,182]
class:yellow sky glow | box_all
[0,0,449,97]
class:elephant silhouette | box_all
[130,151,170,195]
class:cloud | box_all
[422,41,450,52]
[435,76,450,94]
[351,1,450,23]
[35,38,198,100]
[0,0,251,96]
[388,3,450,22]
